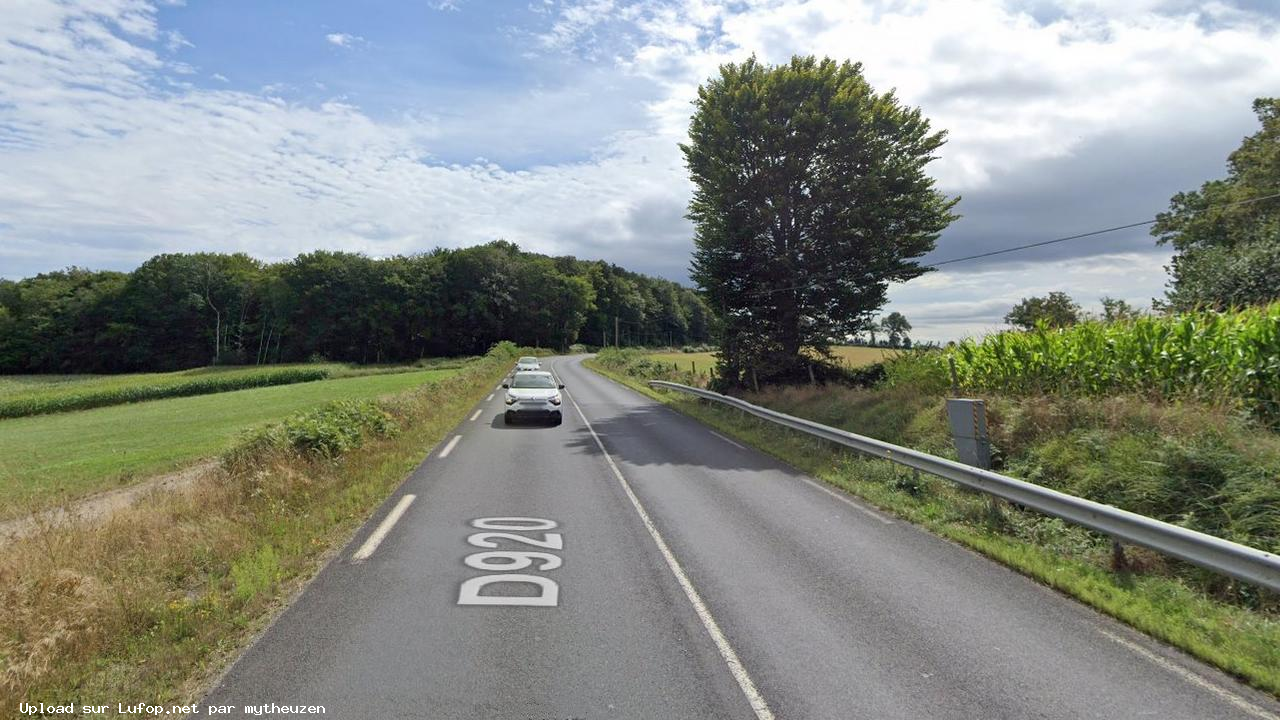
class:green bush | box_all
[234,399,401,460]
[488,341,520,360]
[882,351,951,394]
[283,401,399,457]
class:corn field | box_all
[937,301,1280,419]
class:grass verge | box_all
[0,369,459,516]
[584,356,1280,697]
[0,343,522,718]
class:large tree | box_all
[683,56,958,387]
[1004,292,1081,330]
[1153,97,1280,310]
[880,311,912,348]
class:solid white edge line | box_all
[351,494,416,562]
[469,409,482,422]
[486,393,494,402]
[564,386,776,720]
[796,474,895,525]
[1097,629,1278,720]
[438,435,461,458]
[709,430,747,450]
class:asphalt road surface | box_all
[202,355,1280,719]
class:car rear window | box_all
[511,375,556,389]
[518,356,538,363]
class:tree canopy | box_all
[683,55,957,387]
[1004,292,1081,330]
[0,242,712,373]
[880,312,912,347]
[1153,97,1280,310]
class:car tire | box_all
[504,411,514,425]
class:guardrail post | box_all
[1112,540,1129,572]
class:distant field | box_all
[828,346,899,366]
[0,362,439,419]
[645,346,896,372]
[645,351,720,372]
[0,368,457,515]
[0,374,105,395]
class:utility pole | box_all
[615,316,620,349]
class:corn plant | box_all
[913,301,1280,422]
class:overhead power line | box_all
[739,190,1280,298]
[928,190,1280,268]
[927,218,1156,267]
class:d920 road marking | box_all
[458,517,563,607]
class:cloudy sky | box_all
[2,0,1278,340]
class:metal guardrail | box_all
[648,380,1280,593]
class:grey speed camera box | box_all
[946,398,991,470]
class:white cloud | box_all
[560,0,1280,192]
[0,2,685,280]
[164,29,192,52]
[325,32,363,47]
[886,250,1175,341]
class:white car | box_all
[515,355,541,372]
[503,371,563,425]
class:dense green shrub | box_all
[280,401,400,456]
[230,400,400,460]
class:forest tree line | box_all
[0,241,713,373]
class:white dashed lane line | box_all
[351,494,416,563]
[438,435,461,458]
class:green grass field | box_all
[0,368,457,515]
[0,362,448,419]
[0,374,105,395]
[0,362,432,399]
[645,345,895,372]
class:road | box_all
[202,355,1280,719]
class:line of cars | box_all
[503,356,564,426]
